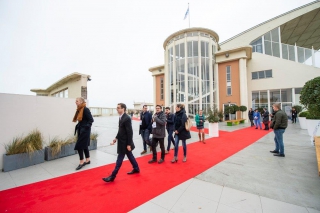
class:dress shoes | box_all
[75,164,85,170]
[273,153,285,157]
[140,150,147,155]
[269,150,279,153]
[127,169,140,175]
[148,159,157,164]
[102,176,115,182]
[158,159,164,164]
[84,161,91,165]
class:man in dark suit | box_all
[102,103,140,182]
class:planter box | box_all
[44,142,77,161]
[306,119,320,137]
[3,149,45,172]
[209,123,219,137]
[88,140,97,150]
[299,117,307,129]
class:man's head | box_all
[155,105,162,113]
[142,105,147,112]
[117,103,126,115]
[165,107,170,114]
[272,103,281,112]
[199,109,203,115]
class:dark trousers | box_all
[151,137,165,160]
[249,119,254,126]
[166,129,175,151]
[78,148,90,160]
[111,151,139,178]
[292,116,297,123]
[263,121,269,130]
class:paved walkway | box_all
[0,116,319,213]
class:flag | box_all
[183,7,189,20]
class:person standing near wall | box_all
[262,108,270,130]
[253,109,262,130]
[73,97,94,170]
[248,108,254,127]
[291,107,297,124]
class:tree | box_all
[239,105,247,118]
[206,105,219,123]
[300,76,320,119]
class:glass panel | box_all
[258,71,265,79]
[187,42,192,57]
[265,70,272,78]
[193,41,198,56]
[252,92,259,104]
[295,88,302,94]
[264,41,272,55]
[315,50,320,68]
[282,44,288,59]
[227,87,232,96]
[281,89,292,102]
[260,91,268,103]
[264,32,271,41]
[175,44,179,60]
[271,28,279,42]
[180,43,185,58]
[272,42,280,58]
[304,49,312,66]
[201,41,205,57]
[288,45,295,61]
[65,89,68,98]
[252,72,258,79]
[270,90,280,103]
[297,47,304,63]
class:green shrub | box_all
[298,111,309,117]
[49,136,75,157]
[206,105,219,123]
[5,129,43,155]
[300,76,320,117]
[306,114,320,119]
[292,105,302,114]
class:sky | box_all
[0,0,316,108]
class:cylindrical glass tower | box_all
[164,28,219,117]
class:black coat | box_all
[116,113,135,154]
[74,107,94,150]
[262,110,269,122]
[174,109,191,140]
[248,110,254,120]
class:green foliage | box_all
[298,111,309,117]
[257,107,264,114]
[292,105,302,114]
[300,76,320,117]
[239,105,247,119]
[224,105,237,115]
[90,132,99,140]
[232,105,239,112]
[217,109,224,121]
[206,105,219,123]
[306,114,320,119]
[5,129,43,155]
[49,136,75,157]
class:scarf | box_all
[72,102,86,122]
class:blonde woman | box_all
[195,109,205,143]
[73,97,94,170]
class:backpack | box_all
[185,118,193,131]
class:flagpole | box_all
[188,3,190,28]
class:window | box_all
[226,66,231,95]
[160,78,164,100]
[52,88,68,98]
[251,70,272,80]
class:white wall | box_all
[0,93,77,169]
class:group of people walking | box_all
[248,108,270,130]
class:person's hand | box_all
[110,138,117,145]
[127,145,131,151]
[175,130,178,134]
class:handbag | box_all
[185,118,193,131]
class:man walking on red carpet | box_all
[102,103,140,182]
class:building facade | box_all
[149,1,320,120]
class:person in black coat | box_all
[73,97,94,170]
[165,107,175,153]
[248,108,254,127]
[139,105,152,155]
[171,104,191,163]
[291,107,297,123]
[102,103,140,182]
[262,108,270,130]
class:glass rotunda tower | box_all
[163,28,219,117]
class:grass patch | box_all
[48,136,75,157]
[90,132,99,140]
[5,129,43,155]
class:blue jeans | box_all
[254,119,262,129]
[111,151,139,178]
[274,129,285,155]
[166,129,175,151]
[140,129,150,151]
[174,134,187,158]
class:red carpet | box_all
[0,127,270,213]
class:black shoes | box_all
[274,153,285,157]
[127,169,140,175]
[270,150,279,153]
[75,164,85,170]
[158,159,164,164]
[102,176,115,182]
[148,159,157,164]
[84,161,90,165]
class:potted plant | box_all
[239,105,247,119]
[298,111,309,130]
[224,105,235,120]
[3,129,44,172]
[89,132,99,150]
[206,105,219,137]
[217,109,224,122]
[45,136,76,161]
[300,76,320,140]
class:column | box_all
[164,50,169,107]
[239,58,248,121]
